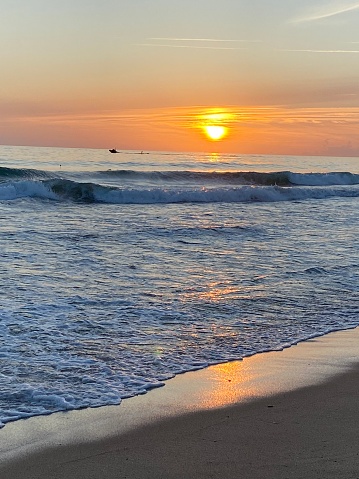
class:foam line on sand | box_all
[1,328,359,478]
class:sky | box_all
[1,0,359,155]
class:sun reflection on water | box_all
[183,283,240,302]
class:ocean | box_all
[0,145,358,428]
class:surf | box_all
[1,166,359,204]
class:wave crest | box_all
[45,179,359,204]
[97,169,359,186]
[1,166,359,204]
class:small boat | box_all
[109,148,119,153]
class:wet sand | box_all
[1,328,359,478]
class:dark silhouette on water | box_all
[109,149,149,154]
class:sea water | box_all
[0,145,358,427]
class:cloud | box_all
[135,43,244,50]
[11,105,359,128]
[135,37,261,50]
[149,38,261,43]
[291,1,359,23]
[279,48,359,53]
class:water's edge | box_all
[1,326,359,464]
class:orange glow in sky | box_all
[6,105,359,156]
[1,1,359,155]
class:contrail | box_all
[279,48,359,53]
[291,1,359,23]
[149,37,261,43]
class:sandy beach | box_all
[1,328,359,479]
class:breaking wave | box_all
[1,166,359,204]
[0,178,358,204]
[97,169,359,186]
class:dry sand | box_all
[1,328,359,478]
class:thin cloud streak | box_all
[279,48,359,53]
[135,43,244,50]
[10,106,359,128]
[291,1,359,23]
[149,37,261,43]
[137,37,261,50]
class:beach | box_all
[2,0,359,473]
[1,327,359,478]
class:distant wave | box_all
[97,169,359,187]
[288,171,359,186]
[2,166,359,187]
[0,166,53,181]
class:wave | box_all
[99,169,294,186]
[2,166,359,187]
[97,169,359,187]
[1,166,359,204]
[288,171,359,186]
[1,177,359,204]
[0,166,53,181]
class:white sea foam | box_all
[0,180,57,201]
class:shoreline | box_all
[1,327,359,477]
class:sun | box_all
[204,125,228,141]
[196,110,234,142]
